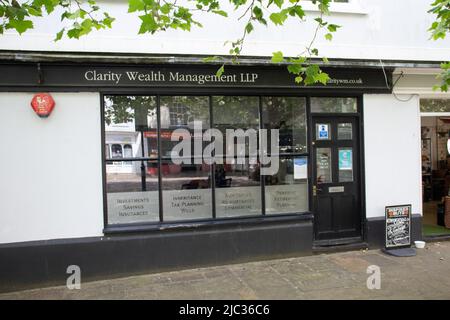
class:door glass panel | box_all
[316,123,331,140]
[338,123,353,140]
[339,148,353,182]
[316,148,332,183]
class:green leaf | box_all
[28,7,43,17]
[245,22,253,34]
[270,12,288,25]
[327,24,341,32]
[138,14,158,34]
[212,10,228,17]
[287,63,303,74]
[216,65,225,77]
[325,33,332,41]
[67,28,81,39]
[253,6,263,19]
[315,72,329,85]
[273,0,284,9]
[102,15,114,28]
[290,6,305,19]
[54,29,64,41]
[294,75,303,84]
[160,3,171,14]
[7,19,34,34]
[128,0,145,13]
[271,51,285,63]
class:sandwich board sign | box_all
[384,204,416,257]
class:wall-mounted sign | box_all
[30,93,55,118]
[0,64,392,91]
[385,204,411,249]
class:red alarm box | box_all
[31,93,55,118]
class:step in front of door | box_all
[312,237,367,254]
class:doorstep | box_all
[312,237,368,254]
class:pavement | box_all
[1,241,450,300]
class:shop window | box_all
[104,95,159,225]
[311,97,357,113]
[262,97,308,215]
[160,96,213,221]
[265,157,308,214]
[213,96,262,218]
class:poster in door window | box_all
[339,149,353,170]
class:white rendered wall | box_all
[0,0,448,61]
[0,92,104,244]
[363,94,422,218]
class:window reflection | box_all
[262,97,307,154]
[311,97,357,113]
[213,96,259,157]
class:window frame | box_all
[101,92,361,232]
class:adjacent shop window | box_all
[103,95,311,227]
[311,97,357,113]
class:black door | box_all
[312,116,362,243]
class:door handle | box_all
[313,185,323,196]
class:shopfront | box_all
[1,57,415,292]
